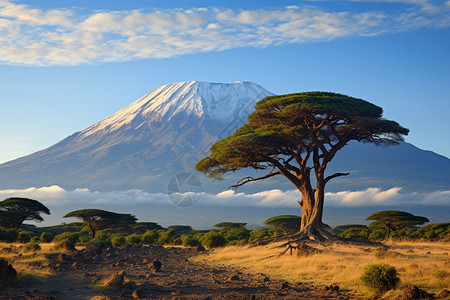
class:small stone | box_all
[402,285,430,300]
[151,260,162,271]
[229,274,240,281]
[280,281,289,289]
[132,289,141,299]
[196,245,206,251]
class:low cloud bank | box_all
[0,185,448,207]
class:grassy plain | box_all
[192,240,450,298]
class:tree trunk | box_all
[296,180,334,242]
[89,224,96,239]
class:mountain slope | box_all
[0,81,448,194]
[0,81,274,192]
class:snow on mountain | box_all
[82,81,272,137]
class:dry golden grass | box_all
[0,242,57,279]
[192,240,450,298]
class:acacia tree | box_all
[214,222,247,230]
[366,210,429,239]
[0,197,50,229]
[64,209,137,238]
[264,215,301,235]
[196,92,409,242]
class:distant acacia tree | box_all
[168,225,192,233]
[197,92,409,242]
[214,222,247,230]
[0,197,50,229]
[366,210,429,239]
[63,209,137,238]
[264,215,301,235]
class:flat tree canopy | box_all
[214,222,247,230]
[197,92,409,243]
[366,210,429,239]
[0,197,50,229]
[264,215,301,235]
[64,209,137,238]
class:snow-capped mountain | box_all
[0,81,274,192]
[0,81,448,194]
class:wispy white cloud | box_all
[0,1,448,66]
[0,185,448,207]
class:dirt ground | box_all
[0,245,366,299]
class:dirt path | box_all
[1,245,365,299]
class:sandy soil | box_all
[1,245,366,299]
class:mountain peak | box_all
[82,81,272,137]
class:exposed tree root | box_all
[278,242,323,257]
[251,227,384,248]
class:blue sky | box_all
[0,0,449,164]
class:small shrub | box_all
[79,231,92,244]
[111,235,126,248]
[17,231,32,243]
[340,227,369,240]
[181,234,201,247]
[361,264,400,292]
[39,232,53,243]
[158,229,179,245]
[53,232,80,244]
[89,240,112,249]
[0,229,19,243]
[433,270,447,279]
[94,230,110,241]
[126,234,142,246]
[23,242,41,252]
[374,249,388,259]
[369,229,386,240]
[173,237,182,245]
[142,230,159,245]
[248,228,279,242]
[201,232,227,248]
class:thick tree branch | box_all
[324,172,350,185]
[229,171,282,190]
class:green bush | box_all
[339,227,369,240]
[126,234,142,246]
[23,241,41,252]
[223,228,250,243]
[0,229,19,243]
[368,229,386,240]
[361,264,400,292]
[53,232,80,244]
[39,232,53,243]
[181,234,201,247]
[433,270,447,279]
[111,235,126,248]
[248,228,279,242]
[158,229,179,245]
[88,240,112,249]
[94,230,110,241]
[142,230,159,245]
[201,232,227,248]
[374,249,388,259]
[17,231,32,243]
[79,231,92,244]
